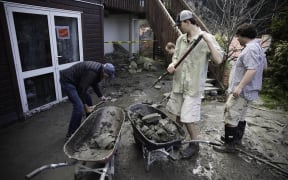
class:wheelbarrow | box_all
[25,106,125,180]
[127,103,221,171]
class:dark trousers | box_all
[60,81,92,136]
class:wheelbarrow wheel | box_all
[145,162,150,172]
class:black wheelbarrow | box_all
[127,103,222,171]
[127,103,186,171]
[25,106,125,180]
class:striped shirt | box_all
[228,39,267,101]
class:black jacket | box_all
[60,61,103,104]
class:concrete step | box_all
[205,78,216,83]
[204,86,221,91]
[205,83,214,87]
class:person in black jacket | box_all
[60,61,115,138]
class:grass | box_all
[259,94,288,111]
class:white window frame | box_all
[4,2,83,113]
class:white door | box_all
[5,3,83,113]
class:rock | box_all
[128,69,137,74]
[144,129,155,138]
[111,98,117,102]
[164,123,177,134]
[159,118,169,126]
[150,65,158,71]
[156,128,166,136]
[129,61,138,69]
[142,113,161,124]
[143,61,153,71]
[141,125,149,133]
[154,85,161,89]
[90,132,115,149]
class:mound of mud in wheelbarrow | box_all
[128,103,186,150]
[130,112,183,143]
[64,106,125,162]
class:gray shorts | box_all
[224,94,251,126]
[166,92,201,123]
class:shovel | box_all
[151,35,203,88]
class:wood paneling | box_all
[0,3,22,127]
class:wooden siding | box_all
[3,0,104,61]
[145,0,181,60]
[0,0,104,126]
[0,3,23,127]
[146,0,224,89]
[103,0,144,13]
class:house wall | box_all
[104,14,130,54]
[0,0,104,127]
[103,14,141,55]
[0,3,23,127]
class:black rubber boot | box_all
[213,125,238,153]
[220,121,246,145]
[180,142,200,159]
[236,121,246,141]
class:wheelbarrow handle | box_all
[182,140,222,146]
[25,162,71,179]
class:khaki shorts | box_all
[224,94,251,126]
[166,92,201,123]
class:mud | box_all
[64,106,125,162]
[0,60,288,180]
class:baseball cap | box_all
[174,10,193,26]
[103,63,115,79]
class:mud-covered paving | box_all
[1,55,287,180]
[100,58,288,180]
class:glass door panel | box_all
[54,16,80,65]
[13,12,52,71]
[24,73,56,109]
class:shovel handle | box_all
[151,71,169,87]
[152,35,203,87]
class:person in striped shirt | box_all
[214,23,267,153]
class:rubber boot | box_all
[236,121,246,142]
[180,142,200,159]
[213,125,238,153]
[220,121,246,145]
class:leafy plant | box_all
[261,6,288,109]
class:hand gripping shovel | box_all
[151,35,203,88]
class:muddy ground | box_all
[0,59,288,180]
